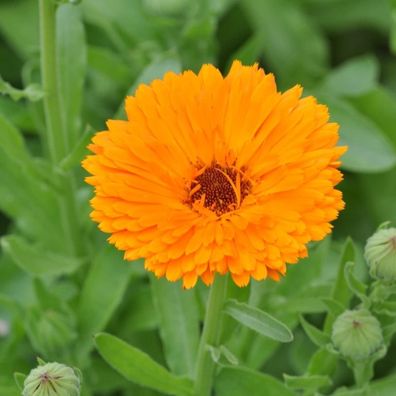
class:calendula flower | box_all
[83,61,346,288]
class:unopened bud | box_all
[331,309,383,361]
[365,225,396,283]
[23,362,80,396]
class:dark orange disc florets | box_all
[189,163,251,215]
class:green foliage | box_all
[215,366,294,396]
[0,0,396,395]
[150,277,200,377]
[224,299,293,343]
[95,333,193,396]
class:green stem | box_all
[194,275,228,396]
[39,0,82,256]
[353,361,371,389]
[39,0,67,161]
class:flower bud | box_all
[365,225,396,282]
[331,309,383,361]
[23,362,80,396]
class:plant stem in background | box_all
[194,275,228,396]
[39,0,82,256]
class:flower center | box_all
[188,163,251,215]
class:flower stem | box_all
[39,0,67,162]
[353,361,370,389]
[39,0,82,256]
[194,275,228,396]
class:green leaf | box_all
[369,373,396,395]
[323,96,396,173]
[351,87,396,148]
[56,3,86,148]
[0,75,44,102]
[0,0,38,59]
[150,277,199,377]
[24,305,77,359]
[0,116,62,249]
[280,287,329,314]
[215,366,294,396]
[207,345,239,366]
[117,282,158,333]
[383,321,396,343]
[307,240,356,376]
[299,315,330,348]
[375,301,396,317]
[59,125,95,171]
[307,348,338,377]
[319,55,379,97]
[344,262,369,304]
[75,244,132,362]
[241,0,328,87]
[392,0,396,54]
[95,333,193,396]
[0,96,36,131]
[330,387,368,396]
[227,34,263,68]
[327,238,356,320]
[223,300,293,343]
[82,0,154,45]
[0,113,31,162]
[283,374,332,392]
[321,298,346,318]
[0,384,19,396]
[13,373,26,391]
[219,345,239,366]
[1,235,83,277]
[306,0,391,33]
[0,294,21,315]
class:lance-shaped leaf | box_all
[223,299,293,343]
[95,333,193,396]
[75,244,132,362]
[1,235,83,277]
[299,315,330,348]
[56,2,86,148]
[284,374,332,392]
[150,277,199,377]
[344,261,369,305]
[215,366,294,396]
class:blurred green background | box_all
[1,0,396,395]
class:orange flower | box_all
[83,61,346,289]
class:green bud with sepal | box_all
[23,361,81,396]
[365,223,396,283]
[331,309,384,361]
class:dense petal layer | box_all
[83,61,346,288]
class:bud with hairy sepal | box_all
[365,224,396,283]
[331,309,383,361]
[23,362,80,396]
